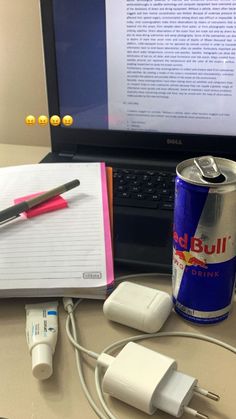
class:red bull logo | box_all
[174,249,207,268]
[173,248,222,277]
[173,232,231,255]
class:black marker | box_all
[0,179,80,225]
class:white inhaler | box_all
[25,301,58,380]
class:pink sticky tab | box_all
[14,192,68,218]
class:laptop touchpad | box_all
[114,208,173,270]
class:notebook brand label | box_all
[83,272,102,279]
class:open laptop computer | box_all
[40,0,236,272]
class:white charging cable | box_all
[63,298,107,419]
[63,295,236,419]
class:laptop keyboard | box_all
[113,167,176,210]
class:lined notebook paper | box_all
[0,163,114,298]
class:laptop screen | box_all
[41,0,236,155]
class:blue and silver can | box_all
[172,156,236,324]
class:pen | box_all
[0,179,80,225]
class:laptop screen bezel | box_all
[40,0,236,158]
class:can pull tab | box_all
[194,156,225,183]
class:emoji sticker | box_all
[62,115,73,126]
[25,115,36,126]
[50,115,61,126]
[38,115,49,126]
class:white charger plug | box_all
[98,342,219,418]
[103,281,173,333]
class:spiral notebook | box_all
[0,163,114,298]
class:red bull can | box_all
[172,156,236,324]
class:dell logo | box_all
[166,138,183,145]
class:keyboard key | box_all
[160,202,174,210]
[151,194,161,201]
[117,192,131,198]
[144,188,155,194]
[132,193,146,200]
[117,185,126,191]
[130,186,141,192]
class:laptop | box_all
[39,0,236,272]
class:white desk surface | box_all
[0,143,235,419]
